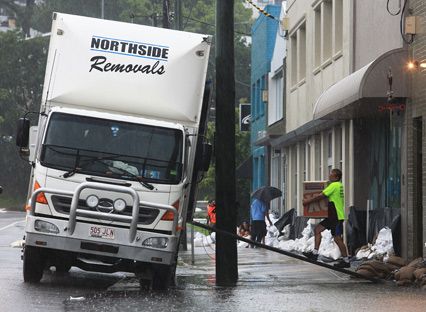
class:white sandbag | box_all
[275,221,313,253]
[193,236,204,247]
[355,245,372,259]
[279,239,296,251]
[355,227,394,259]
[279,224,291,240]
[318,230,341,260]
[237,237,251,248]
[371,227,394,255]
[205,235,214,245]
[193,232,214,247]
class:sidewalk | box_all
[176,245,426,312]
[178,244,358,285]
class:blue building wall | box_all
[250,4,280,191]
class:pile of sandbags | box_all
[355,255,426,289]
[355,257,402,280]
[354,227,394,260]
[394,257,426,288]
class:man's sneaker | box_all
[333,259,350,269]
[303,251,318,261]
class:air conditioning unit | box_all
[257,130,267,140]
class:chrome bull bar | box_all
[30,182,178,243]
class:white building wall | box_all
[286,0,352,133]
[268,2,287,126]
[283,0,352,214]
[268,2,287,214]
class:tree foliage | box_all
[197,107,251,222]
[0,30,48,201]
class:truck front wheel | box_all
[23,245,46,283]
[151,264,174,290]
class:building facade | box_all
[269,0,418,256]
[265,3,287,212]
[251,4,282,191]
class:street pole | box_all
[174,0,182,30]
[163,0,171,29]
[101,0,104,19]
[152,13,158,27]
[215,0,238,286]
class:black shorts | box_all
[319,202,343,236]
[320,218,343,236]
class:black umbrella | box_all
[251,186,282,202]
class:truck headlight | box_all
[142,237,168,248]
[86,195,99,208]
[113,198,126,212]
[34,220,59,234]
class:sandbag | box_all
[407,257,425,268]
[396,279,412,286]
[413,268,426,280]
[387,255,406,267]
[355,245,372,259]
[365,260,392,275]
[397,266,416,281]
[395,270,401,280]
[357,264,383,278]
[384,262,400,272]
[356,269,377,279]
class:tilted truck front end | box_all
[16,13,211,290]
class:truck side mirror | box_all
[200,142,212,172]
[16,118,30,156]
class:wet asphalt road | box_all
[0,210,425,312]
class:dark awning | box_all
[270,119,338,148]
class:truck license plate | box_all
[89,226,115,239]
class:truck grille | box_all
[51,195,159,225]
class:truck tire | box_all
[23,246,45,283]
[151,264,173,291]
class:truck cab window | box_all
[41,112,183,184]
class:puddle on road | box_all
[63,273,274,312]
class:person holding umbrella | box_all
[250,186,281,245]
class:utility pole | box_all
[162,0,170,29]
[215,0,238,286]
[174,0,182,30]
[151,13,158,27]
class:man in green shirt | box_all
[302,168,350,268]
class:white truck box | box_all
[42,12,210,126]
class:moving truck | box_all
[16,12,212,290]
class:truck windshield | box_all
[40,112,183,184]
